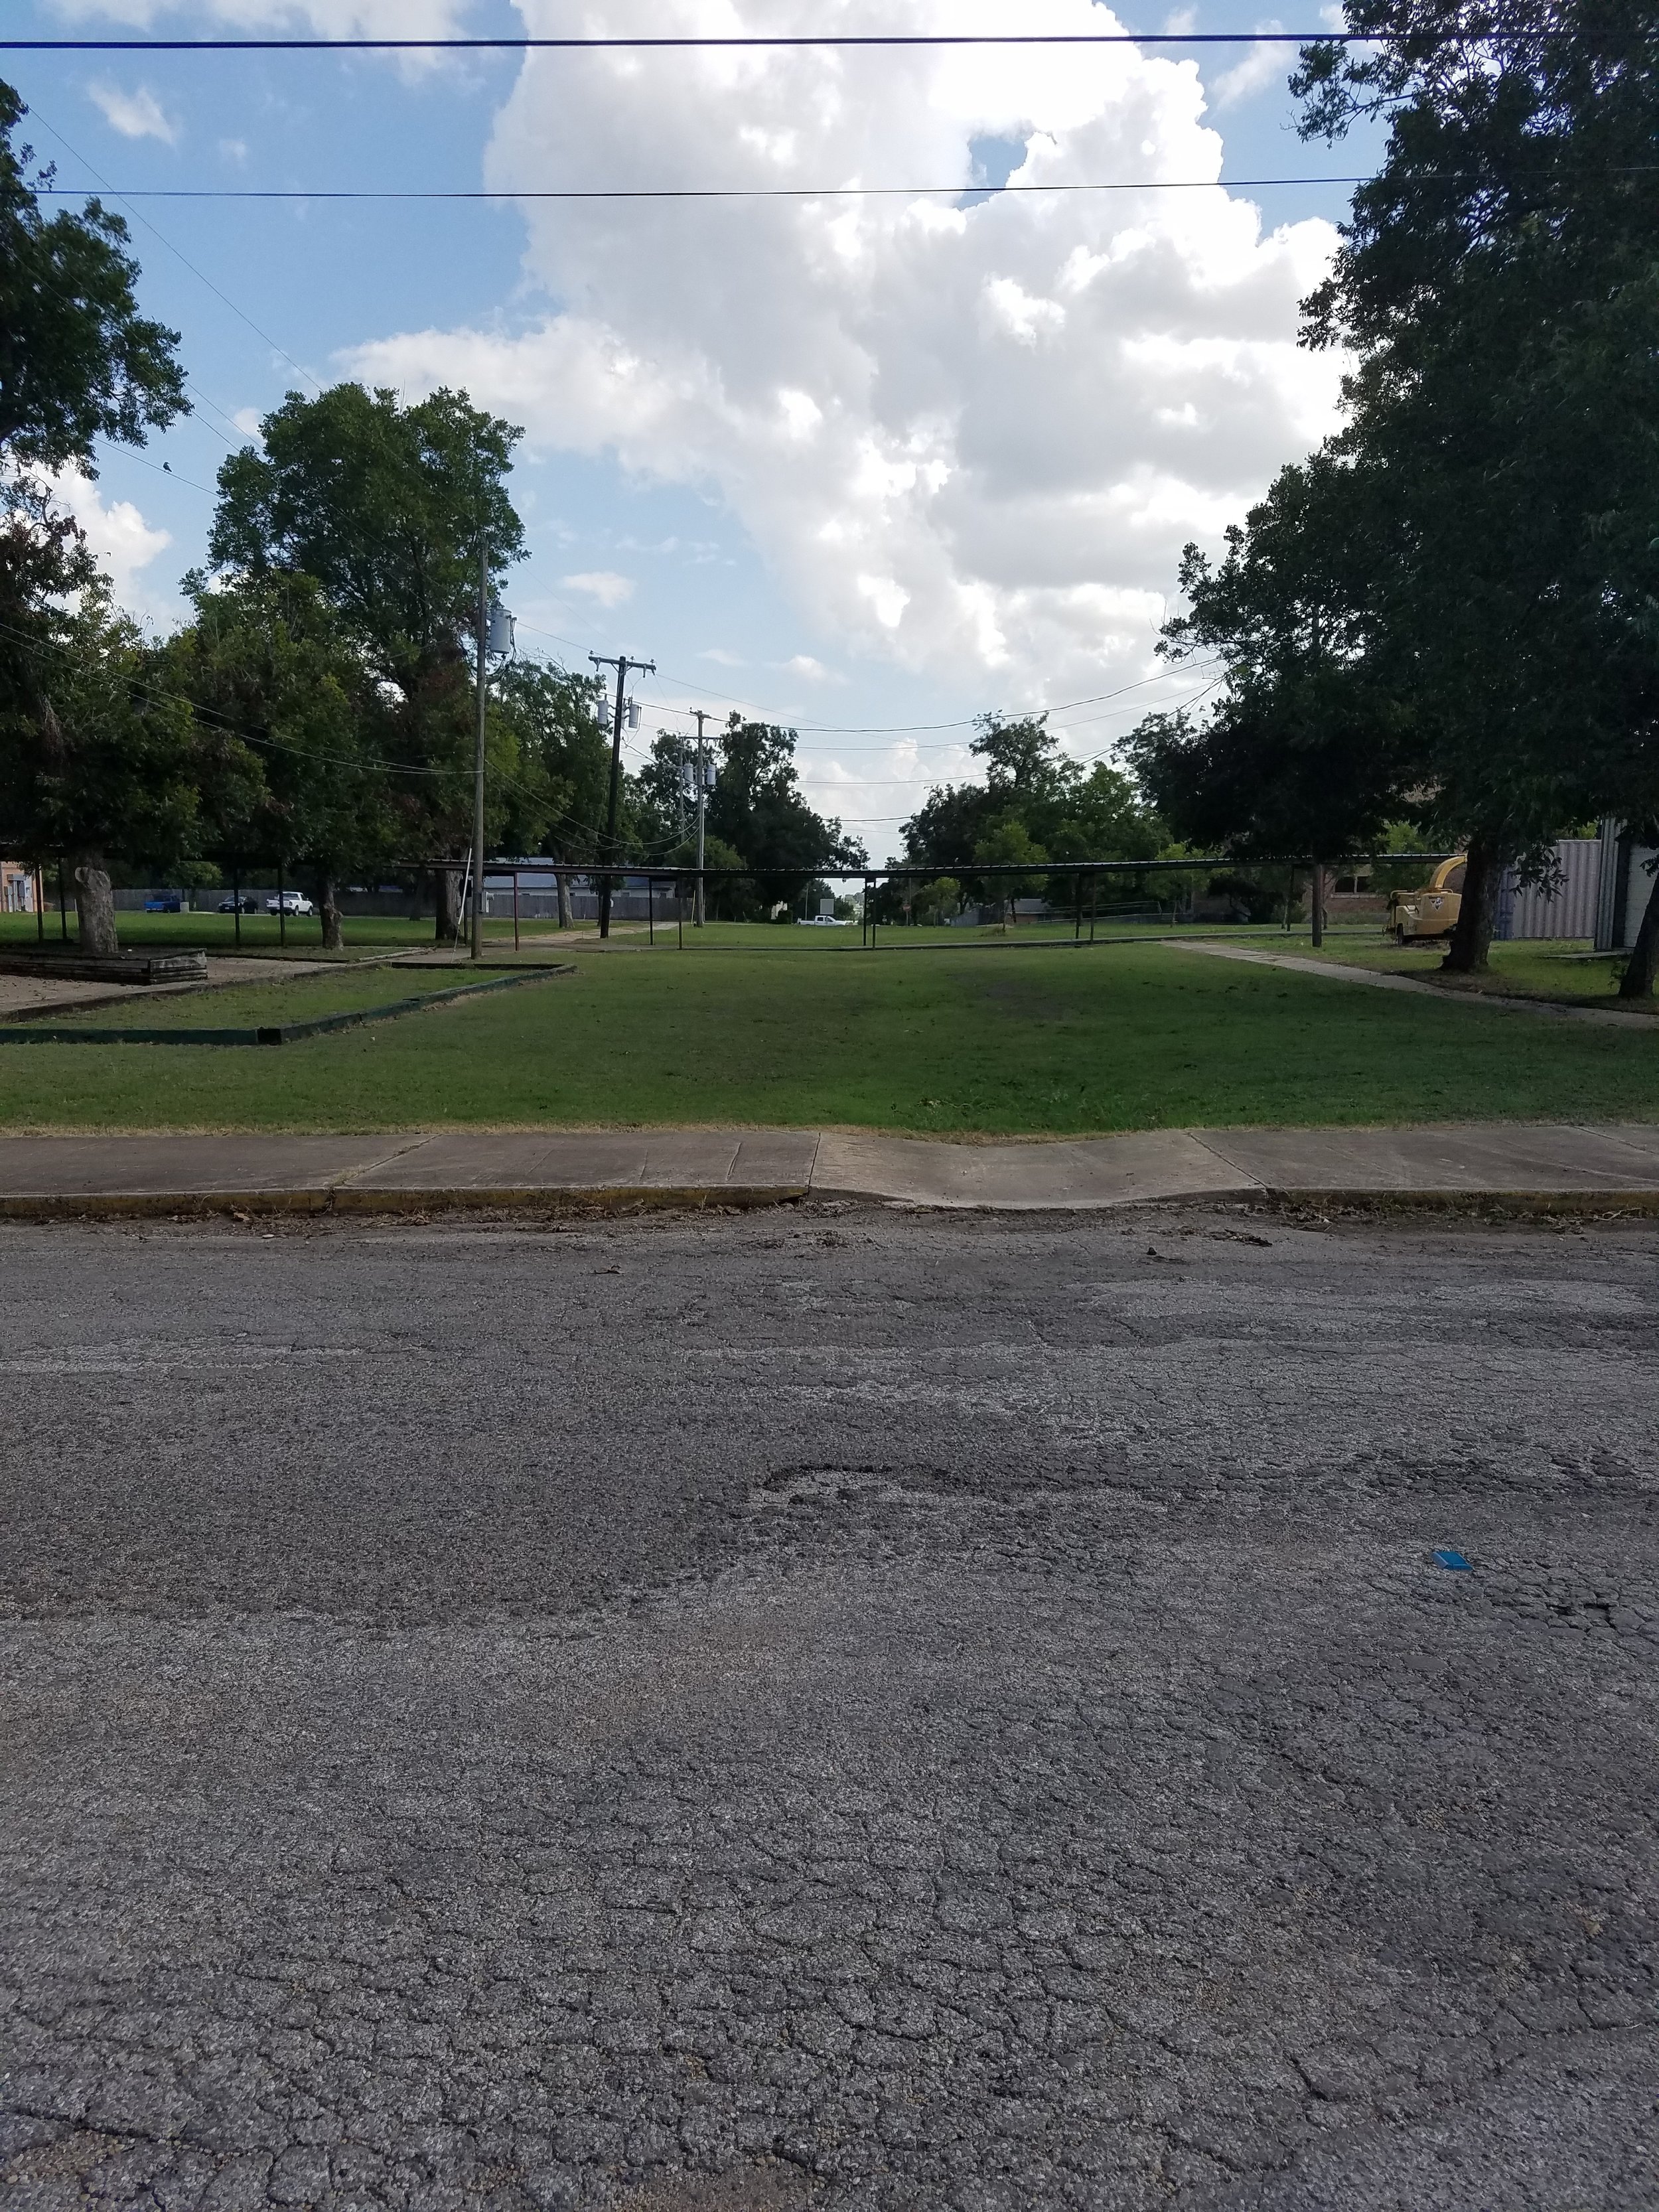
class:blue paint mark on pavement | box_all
[1434,1549,1474,1572]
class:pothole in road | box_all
[620,2163,815,2211]
[757,1461,962,1508]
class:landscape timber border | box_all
[0,966,573,1047]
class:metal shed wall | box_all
[1496,840,1603,940]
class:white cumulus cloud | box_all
[57,1,472,31]
[344,0,1346,705]
[561,570,634,609]
[1210,23,1291,110]
[87,82,179,144]
[50,468,173,621]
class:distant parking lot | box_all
[2,1208,1655,2211]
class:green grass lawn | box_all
[24,967,516,1031]
[0,931,1654,1134]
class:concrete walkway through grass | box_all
[1,1121,1658,1215]
[1165,936,1658,1027]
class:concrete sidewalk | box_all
[1,1121,1658,1215]
[1165,937,1659,1028]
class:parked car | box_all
[217,895,259,913]
[143,893,182,913]
[1388,856,1466,944]
[265,892,315,916]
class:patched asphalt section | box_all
[1,1210,1656,2210]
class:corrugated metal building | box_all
[1593,823,1659,952]
[1486,829,1657,944]
[1494,840,1603,940]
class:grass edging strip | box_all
[0,966,575,1047]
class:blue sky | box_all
[7,2,1380,857]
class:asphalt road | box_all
[1,1205,1656,2212]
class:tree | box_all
[161,573,392,950]
[0,584,238,952]
[901,713,1161,912]
[0,79,189,947]
[494,659,611,926]
[208,383,526,938]
[0,82,186,473]
[704,717,866,909]
[1131,455,1416,867]
[973,819,1048,926]
[1291,1,1659,973]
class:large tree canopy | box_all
[0,81,187,474]
[632,717,865,910]
[208,384,524,689]
[901,715,1159,911]
[1126,455,1415,861]
[209,382,528,936]
[159,573,390,948]
[1295,0,1659,969]
[1142,2,1659,974]
[0,78,189,950]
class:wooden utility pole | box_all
[472,541,488,962]
[691,707,712,928]
[590,652,656,939]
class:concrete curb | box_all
[3,1183,1656,1224]
[0,1184,812,1221]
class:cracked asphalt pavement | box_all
[1,1206,1656,2211]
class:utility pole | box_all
[590,651,656,939]
[690,707,712,928]
[471,540,488,962]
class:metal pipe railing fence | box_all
[0,851,1457,952]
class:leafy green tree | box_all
[494,658,611,925]
[1130,455,1417,866]
[901,713,1161,915]
[0,82,186,472]
[1291,0,1659,973]
[911,875,964,925]
[0,585,236,952]
[973,818,1049,926]
[208,382,526,938]
[0,80,189,946]
[161,573,394,948]
[704,717,866,912]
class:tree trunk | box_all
[1441,839,1503,973]
[1617,861,1659,999]
[555,864,573,930]
[72,857,119,956]
[319,875,344,953]
[435,864,459,943]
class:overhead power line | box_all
[0,33,1382,54]
[37,175,1377,203]
[20,103,324,400]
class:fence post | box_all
[1074,871,1083,944]
[233,863,242,951]
[58,861,68,942]
[513,868,521,953]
